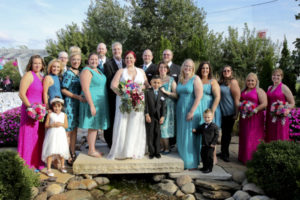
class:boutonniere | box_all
[160,96,165,101]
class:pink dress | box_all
[238,88,264,164]
[266,82,289,142]
[18,71,45,170]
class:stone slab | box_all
[40,168,74,184]
[169,165,232,180]
[73,151,184,174]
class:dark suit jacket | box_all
[169,63,181,83]
[195,122,219,147]
[103,58,126,122]
[144,88,166,120]
[139,63,158,83]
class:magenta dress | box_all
[238,88,264,164]
[266,82,289,142]
[18,71,45,170]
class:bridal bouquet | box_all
[118,80,145,114]
[239,100,256,119]
[270,100,290,125]
[26,103,46,122]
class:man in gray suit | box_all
[163,49,181,83]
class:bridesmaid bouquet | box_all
[239,100,256,119]
[118,80,145,114]
[270,100,290,125]
[26,103,46,122]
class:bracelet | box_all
[253,108,258,114]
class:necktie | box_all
[143,65,147,71]
[99,60,104,71]
[154,90,158,100]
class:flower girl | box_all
[42,97,70,176]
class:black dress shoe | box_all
[222,156,230,162]
[217,152,223,157]
[155,154,161,158]
[202,169,212,173]
[200,167,207,171]
[149,154,154,159]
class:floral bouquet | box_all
[270,100,290,125]
[118,80,145,114]
[26,103,46,122]
[239,100,256,119]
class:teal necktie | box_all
[99,60,104,71]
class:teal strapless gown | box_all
[199,80,221,127]
[176,76,201,169]
[79,67,110,130]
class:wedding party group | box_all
[17,41,295,176]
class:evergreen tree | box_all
[279,37,296,94]
[258,52,274,91]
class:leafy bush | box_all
[246,141,300,200]
[0,106,21,146]
[0,151,40,200]
[0,61,21,91]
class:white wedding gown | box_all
[107,67,146,159]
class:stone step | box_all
[73,150,184,175]
[169,165,232,181]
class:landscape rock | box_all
[49,190,93,200]
[242,179,248,187]
[34,192,47,200]
[233,190,251,200]
[181,182,195,194]
[80,179,98,190]
[202,190,231,199]
[67,180,82,190]
[225,198,235,200]
[99,184,112,191]
[46,184,64,197]
[243,183,264,195]
[161,179,175,184]
[195,179,241,191]
[182,194,196,200]
[194,193,208,200]
[157,182,178,195]
[232,171,246,184]
[83,174,92,179]
[176,175,192,187]
[153,174,166,182]
[94,177,110,185]
[31,186,39,199]
[105,188,121,198]
[175,189,185,198]
[90,189,104,199]
[249,195,270,200]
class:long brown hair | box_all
[25,55,46,72]
[218,65,234,86]
[196,61,213,79]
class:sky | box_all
[0,0,299,50]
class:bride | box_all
[107,51,149,159]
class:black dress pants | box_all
[221,115,235,158]
[201,146,214,171]
[146,118,161,155]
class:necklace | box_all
[71,67,79,71]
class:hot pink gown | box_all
[18,71,45,169]
[238,88,264,164]
[266,82,289,142]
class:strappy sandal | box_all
[46,169,54,177]
[67,152,76,166]
[88,151,102,158]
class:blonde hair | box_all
[179,59,195,84]
[244,72,259,90]
[272,68,284,78]
[47,59,64,76]
[69,46,81,59]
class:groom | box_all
[103,42,126,148]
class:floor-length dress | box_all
[176,76,201,169]
[107,68,146,159]
[79,67,110,130]
[199,80,221,127]
[160,77,176,138]
[18,71,45,169]
[42,112,70,162]
[238,88,264,164]
[266,82,290,142]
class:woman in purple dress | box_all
[18,55,46,170]
[238,73,267,164]
[265,68,295,142]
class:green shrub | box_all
[0,151,40,200]
[0,61,21,91]
[246,141,300,200]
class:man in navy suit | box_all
[97,43,108,73]
[140,49,157,83]
[162,49,181,83]
[103,42,126,148]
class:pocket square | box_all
[160,96,165,101]
[172,74,177,77]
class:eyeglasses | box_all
[184,65,193,68]
[223,70,231,73]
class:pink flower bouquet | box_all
[118,80,145,114]
[239,100,256,119]
[270,100,290,125]
[26,103,46,122]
